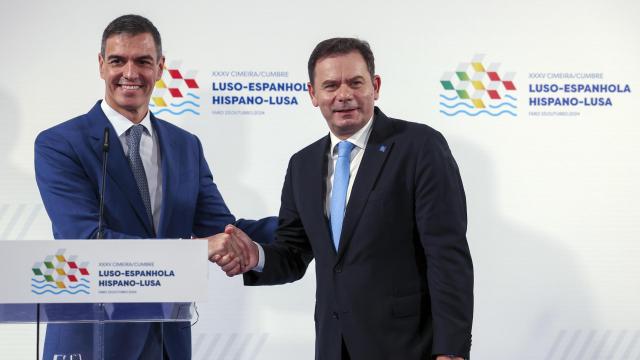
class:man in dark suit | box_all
[222,38,473,359]
[34,14,275,359]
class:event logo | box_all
[527,72,632,117]
[151,60,201,117]
[210,70,308,116]
[440,54,517,117]
[31,249,90,295]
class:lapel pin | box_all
[378,145,386,152]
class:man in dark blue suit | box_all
[34,14,275,359]
[224,38,473,359]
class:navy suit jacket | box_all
[245,108,473,359]
[35,101,276,359]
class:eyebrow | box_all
[107,54,156,61]
[321,75,366,86]
[321,79,339,86]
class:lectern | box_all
[0,240,208,359]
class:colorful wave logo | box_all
[151,60,201,117]
[31,249,90,295]
[439,54,517,117]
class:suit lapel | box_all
[88,102,155,236]
[336,108,394,260]
[153,116,178,238]
[307,136,335,254]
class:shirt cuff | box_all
[252,242,265,272]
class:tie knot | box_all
[127,124,145,148]
[128,124,145,138]
[337,141,355,158]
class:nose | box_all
[336,84,353,102]
[122,61,138,80]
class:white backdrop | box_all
[1,0,639,358]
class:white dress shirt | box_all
[325,117,374,217]
[101,101,163,232]
[254,116,374,271]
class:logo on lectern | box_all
[31,249,91,295]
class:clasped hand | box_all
[203,225,258,277]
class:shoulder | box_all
[383,114,444,143]
[151,116,207,162]
[152,116,192,137]
[373,111,450,158]
[35,112,92,150]
[290,135,328,163]
[152,116,199,140]
[372,111,458,174]
[38,111,91,134]
[36,101,107,144]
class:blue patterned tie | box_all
[330,141,355,250]
[126,124,153,227]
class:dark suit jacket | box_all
[245,107,473,359]
[35,101,276,359]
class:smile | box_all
[118,84,143,90]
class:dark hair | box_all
[307,37,375,85]
[101,14,162,59]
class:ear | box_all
[308,82,319,107]
[98,53,106,80]
[372,75,381,100]
[156,55,165,81]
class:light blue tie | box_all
[330,141,355,250]
[126,124,153,227]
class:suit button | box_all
[334,266,342,273]
[332,312,339,319]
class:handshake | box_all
[203,225,259,277]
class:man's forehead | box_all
[315,53,369,80]
[104,33,158,54]
[318,51,365,64]
[317,51,367,69]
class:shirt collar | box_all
[100,100,154,138]
[329,115,374,155]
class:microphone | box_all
[97,127,110,239]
